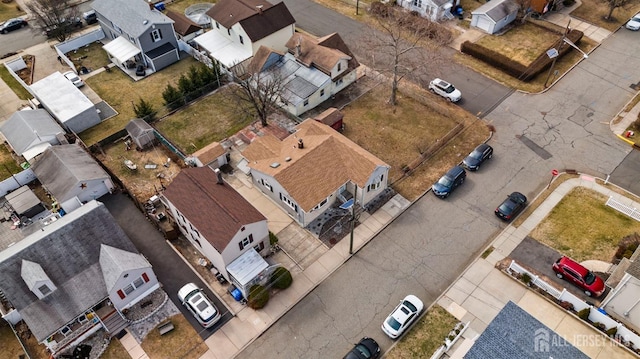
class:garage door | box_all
[476,16,493,33]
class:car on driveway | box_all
[462,143,493,171]
[343,337,380,359]
[626,12,640,30]
[178,283,221,328]
[381,294,424,339]
[495,192,527,221]
[552,256,605,297]
[429,78,462,102]
[432,165,466,198]
[0,18,28,34]
[63,71,84,88]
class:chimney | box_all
[295,37,301,58]
[148,0,154,11]
[214,168,223,184]
[256,5,263,14]
[297,139,304,149]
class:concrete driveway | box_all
[99,193,231,339]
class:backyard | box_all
[0,144,23,180]
[385,305,459,359]
[529,186,640,262]
[0,321,26,359]
[82,57,199,146]
[65,41,110,73]
[140,314,208,359]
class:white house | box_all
[194,0,296,72]
[161,167,269,281]
[250,32,359,116]
[29,72,101,134]
[241,119,390,227]
[471,0,520,34]
[396,0,458,21]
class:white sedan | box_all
[429,78,462,102]
[63,71,84,88]
[626,12,640,31]
[381,294,424,339]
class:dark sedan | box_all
[0,18,28,34]
[495,192,527,221]
[343,337,380,359]
[462,143,493,171]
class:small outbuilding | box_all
[226,248,269,299]
[313,107,344,132]
[5,186,46,219]
[29,72,101,134]
[471,0,520,34]
[190,142,229,169]
[125,119,156,150]
[0,109,65,161]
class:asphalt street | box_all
[99,193,230,340]
[238,8,639,359]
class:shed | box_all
[125,119,156,150]
[29,72,101,134]
[5,186,46,218]
[471,0,520,34]
[313,107,344,132]
[0,109,65,161]
[226,248,269,299]
[190,141,228,168]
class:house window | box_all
[260,179,273,192]
[280,193,298,211]
[253,241,265,252]
[367,174,384,192]
[133,277,144,288]
[113,23,122,33]
[303,99,309,107]
[123,284,135,295]
[227,28,231,36]
[238,234,254,250]
[311,197,328,212]
[194,238,202,247]
[337,79,343,86]
[193,229,200,238]
[320,89,325,97]
[239,35,244,44]
[129,35,135,43]
[151,29,162,42]
[216,22,220,29]
[38,284,51,296]
[117,274,150,299]
[412,0,422,6]
[337,63,341,72]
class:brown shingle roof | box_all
[242,119,389,211]
[206,0,295,42]
[193,142,226,166]
[314,107,343,127]
[162,167,266,252]
[165,10,202,36]
[285,32,358,75]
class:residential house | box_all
[396,0,458,22]
[0,200,159,355]
[194,0,296,72]
[189,141,229,169]
[125,118,156,150]
[0,109,65,162]
[161,167,269,281]
[92,0,180,74]
[251,32,359,116]
[603,259,640,333]
[166,10,204,43]
[471,0,520,34]
[31,144,115,213]
[29,72,101,134]
[241,119,390,227]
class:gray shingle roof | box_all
[0,201,138,342]
[472,0,520,21]
[626,259,640,279]
[100,244,151,292]
[0,109,63,155]
[125,118,153,139]
[31,144,110,203]
[465,301,589,359]
[92,0,174,38]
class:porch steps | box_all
[102,310,130,336]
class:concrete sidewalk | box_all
[436,176,638,359]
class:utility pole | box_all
[356,0,360,15]
[544,20,570,88]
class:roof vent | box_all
[297,138,304,149]
[270,162,280,168]
[143,20,149,25]
[256,5,263,14]
[285,157,291,162]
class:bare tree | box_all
[605,0,631,20]
[26,0,79,42]
[357,3,451,106]
[230,62,287,126]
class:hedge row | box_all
[461,28,584,82]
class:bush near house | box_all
[247,284,269,309]
[270,267,293,289]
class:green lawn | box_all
[0,145,22,181]
[81,57,199,146]
[529,187,640,262]
[0,1,25,23]
[0,65,32,100]
[65,42,110,72]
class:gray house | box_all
[92,0,180,74]
[0,200,159,356]
[471,0,520,34]
[0,109,65,162]
[31,144,115,213]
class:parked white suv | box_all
[626,12,640,31]
[429,78,462,102]
[178,283,221,328]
